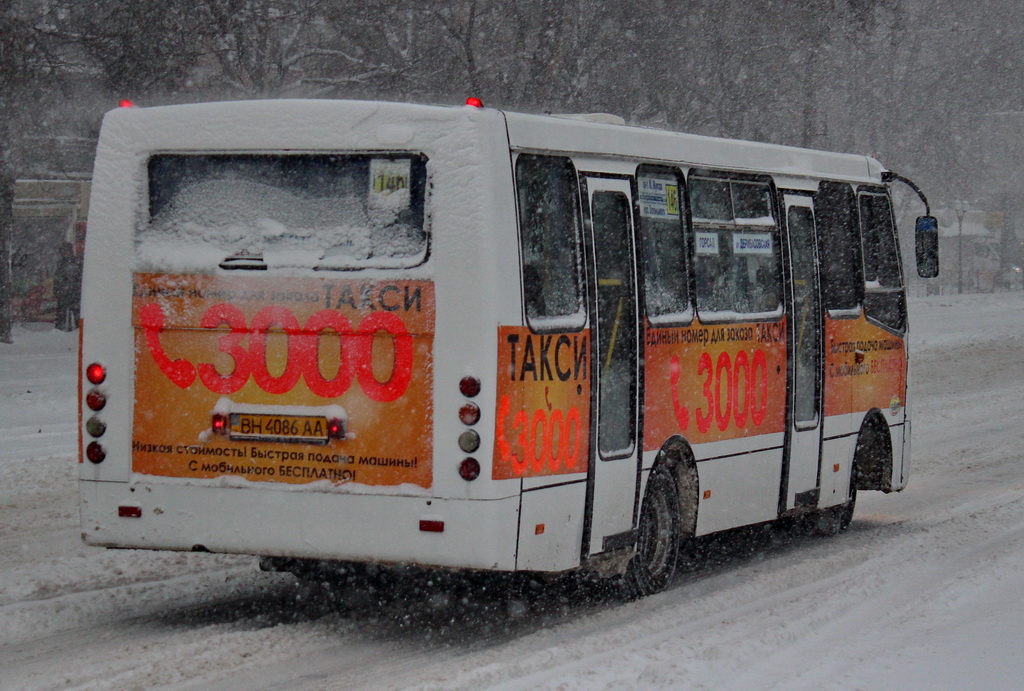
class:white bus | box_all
[79,99,937,596]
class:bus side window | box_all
[689,175,783,320]
[814,181,862,313]
[859,191,907,333]
[515,155,586,330]
[637,165,691,324]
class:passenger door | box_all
[582,176,642,557]
[783,194,824,509]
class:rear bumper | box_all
[80,479,521,571]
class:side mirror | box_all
[915,215,939,278]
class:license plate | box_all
[229,413,329,444]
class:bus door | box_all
[582,176,642,557]
[783,193,824,510]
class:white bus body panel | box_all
[81,100,544,571]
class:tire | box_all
[625,468,681,598]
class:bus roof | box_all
[503,110,882,185]
[101,99,883,185]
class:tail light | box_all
[86,442,106,463]
[86,389,107,411]
[86,362,106,385]
[458,376,483,481]
[459,458,480,481]
[459,376,481,398]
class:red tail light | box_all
[86,442,106,463]
[86,389,107,411]
[459,457,481,481]
[465,97,484,108]
[86,362,106,385]
[459,376,481,398]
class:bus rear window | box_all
[141,154,428,270]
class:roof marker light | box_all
[465,97,484,108]
[119,99,135,108]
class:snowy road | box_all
[2,293,1024,690]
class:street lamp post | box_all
[955,201,967,294]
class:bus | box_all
[78,99,938,597]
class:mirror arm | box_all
[881,171,930,216]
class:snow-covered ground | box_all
[2,292,1024,690]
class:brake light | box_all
[465,97,484,108]
[86,362,106,385]
[119,99,135,108]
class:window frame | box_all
[513,153,587,333]
[814,180,864,319]
[857,186,907,336]
[635,163,693,327]
[686,169,785,324]
[144,151,431,272]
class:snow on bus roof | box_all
[503,109,881,183]
[100,99,881,184]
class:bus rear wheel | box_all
[625,468,681,598]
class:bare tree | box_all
[0,1,60,343]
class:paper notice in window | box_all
[733,232,773,255]
[695,231,720,255]
[638,177,680,218]
[369,159,411,210]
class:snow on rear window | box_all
[139,154,428,271]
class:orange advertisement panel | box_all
[131,273,434,488]
[643,318,788,450]
[824,316,907,418]
[492,326,592,479]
